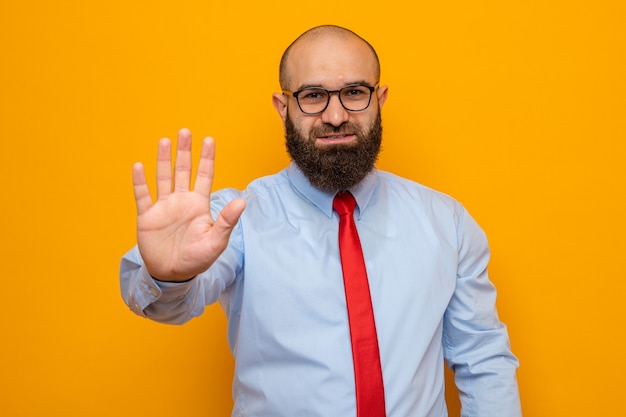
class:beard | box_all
[285,111,383,191]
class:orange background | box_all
[1,1,624,416]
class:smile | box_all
[317,133,356,143]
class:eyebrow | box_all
[295,80,373,91]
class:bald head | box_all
[279,25,381,90]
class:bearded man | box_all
[121,25,522,417]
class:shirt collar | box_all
[287,162,378,219]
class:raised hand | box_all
[132,128,246,281]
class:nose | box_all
[320,93,349,127]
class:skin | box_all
[132,28,388,281]
[132,132,246,281]
[272,32,388,146]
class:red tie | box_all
[333,191,386,417]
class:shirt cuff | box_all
[129,266,196,316]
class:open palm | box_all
[132,129,245,281]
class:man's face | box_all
[273,34,389,190]
[284,107,383,191]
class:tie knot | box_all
[333,191,357,216]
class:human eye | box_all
[298,89,327,102]
[342,86,369,99]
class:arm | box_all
[119,229,242,325]
[443,207,522,417]
[120,246,201,324]
[119,129,246,324]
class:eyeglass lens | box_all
[297,86,373,114]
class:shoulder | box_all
[244,169,291,196]
[375,170,485,243]
[376,170,461,212]
[210,169,291,208]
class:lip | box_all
[316,133,357,145]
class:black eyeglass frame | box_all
[282,84,378,115]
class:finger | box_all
[132,162,153,215]
[156,138,173,199]
[174,128,193,192]
[211,198,246,246]
[194,137,216,199]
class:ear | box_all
[272,92,289,123]
[376,85,389,109]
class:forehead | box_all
[285,35,378,90]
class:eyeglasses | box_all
[282,84,378,115]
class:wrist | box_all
[150,274,197,283]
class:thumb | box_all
[211,198,246,242]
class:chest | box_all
[237,197,459,327]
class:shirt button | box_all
[150,287,159,297]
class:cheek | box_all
[291,114,319,135]
[349,113,374,132]
[363,110,381,129]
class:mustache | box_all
[310,122,359,137]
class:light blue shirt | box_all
[120,163,521,417]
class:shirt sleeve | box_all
[443,206,522,417]
[119,188,245,325]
